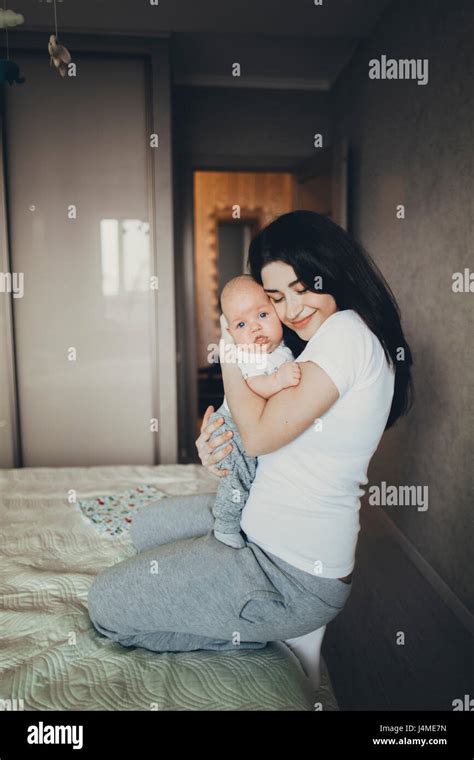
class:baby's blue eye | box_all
[236,322,245,329]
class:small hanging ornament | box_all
[48,34,71,77]
[47,0,71,78]
[0,5,25,85]
[0,57,24,84]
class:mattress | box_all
[0,464,339,711]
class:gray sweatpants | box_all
[208,403,257,547]
[87,492,352,653]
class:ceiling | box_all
[7,0,394,89]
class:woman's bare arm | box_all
[221,358,339,456]
[245,361,301,399]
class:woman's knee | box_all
[87,568,120,633]
[128,506,160,550]
[128,510,146,550]
[87,573,104,621]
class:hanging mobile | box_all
[0,4,25,85]
[48,0,71,78]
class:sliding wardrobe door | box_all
[5,54,156,466]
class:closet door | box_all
[5,54,156,466]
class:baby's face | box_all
[224,287,283,351]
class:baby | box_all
[209,274,301,549]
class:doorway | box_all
[177,142,348,462]
[192,170,294,432]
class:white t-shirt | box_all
[222,341,294,412]
[240,309,396,578]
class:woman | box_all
[87,211,413,686]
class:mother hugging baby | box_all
[87,210,413,690]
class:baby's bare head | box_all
[220,275,264,312]
[220,275,283,350]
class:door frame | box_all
[0,88,21,468]
[0,32,177,466]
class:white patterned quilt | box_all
[0,464,338,711]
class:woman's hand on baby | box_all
[195,405,233,478]
[275,361,301,390]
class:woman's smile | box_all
[290,311,317,329]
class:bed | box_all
[0,464,339,711]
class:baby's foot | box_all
[214,530,246,549]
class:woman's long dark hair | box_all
[247,210,414,429]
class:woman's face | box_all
[261,261,338,340]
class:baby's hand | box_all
[275,361,301,390]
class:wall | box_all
[173,86,333,160]
[331,0,473,610]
